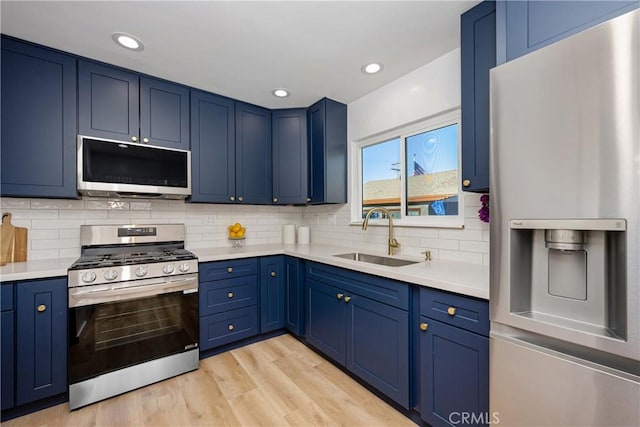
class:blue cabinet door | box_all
[461,1,495,193]
[190,90,235,203]
[306,279,346,366]
[235,102,272,204]
[346,295,409,408]
[1,310,15,410]
[272,109,308,205]
[307,98,347,204]
[1,38,77,198]
[284,256,304,337]
[497,1,638,63]
[419,317,489,427]
[260,256,285,333]
[15,278,68,406]
[140,77,190,149]
[78,60,139,142]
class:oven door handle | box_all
[69,276,199,308]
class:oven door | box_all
[68,275,198,385]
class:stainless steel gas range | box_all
[67,224,199,410]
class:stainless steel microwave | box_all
[77,135,191,199]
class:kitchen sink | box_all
[333,252,420,267]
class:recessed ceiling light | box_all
[362,62,383,74]
[111,32,144,51]
[272,89,290,98]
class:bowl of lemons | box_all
[228,222,246,247]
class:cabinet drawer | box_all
[420,288,489,336]
[200,276,258,316]
[306,262,409,310]
[199,306,258,351]
[199,258,258,282]
[1,283,14,311]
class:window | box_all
[353,110,464,227]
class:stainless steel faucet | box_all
[362,207,400,256]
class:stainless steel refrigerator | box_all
[489,8,639,426]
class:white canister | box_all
[283,224,296,245]
[298,226,310,244]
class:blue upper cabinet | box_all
[272,109,308,205]
[79,60,190,149]
[190,90,235,203]
[307,98,347,204]
[1,37,77,199]
[78,60,139,142]
[235,102,272,205]
[140,77,190,149]
[496,0,639,64]
[461,1,495,193]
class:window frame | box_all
[351,108,465,228]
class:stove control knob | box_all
[162,264,175,275]
[104,269,118,281]
[179,262,191,273]
[81,271,97,283]
[135,266,148,278]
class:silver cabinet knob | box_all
[273,198,278,203]
[142,137,149,143]
[306,197,311,203]
[228,324,235,331]
[238,196,244,202]
[131,136,138,142]
[230,196,235,202]
[270,271,276,277]
[462,179,471,187]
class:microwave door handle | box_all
[69,278,199,308]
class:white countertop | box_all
[0,244,489,300]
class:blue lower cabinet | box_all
[15,278,68,406]
[346,295,409,408]
[305,279,346,365]
[284,257,304,337]
[260,256,285,333]
[200,306,258,351]
[1,310,15,410]
[200,276,258,316]
[419,316,489,427]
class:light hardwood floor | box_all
[4,334,416,427]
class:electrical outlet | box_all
[203,214,216,225]
[327,213,337,225]
[314,214,320,225]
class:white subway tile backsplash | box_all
[31,219,83,229]
[28,249,59,260]
[8,209,58,220]
[0,198,30,209]
[31,199,84,210]
[459,240,489,253]
[60,210,108,219]
[419,237,459,251]
[29,229,60,240]
[32,239,78,250]
[439,249,483,264]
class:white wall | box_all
[303,48,490,265]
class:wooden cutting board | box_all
[1,213,28,265]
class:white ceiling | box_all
[1,1,479,109]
